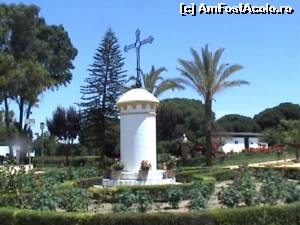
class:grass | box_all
[181,149,296,168]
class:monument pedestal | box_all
[102,170,176,187]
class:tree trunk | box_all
[204,97,213,166]
[23,104,32,131]
[18,97,24,131]
[100,66,108,168]
[4,97,13,159]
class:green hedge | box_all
[90,176,216,203]
[177,168,236,182]
[252,167,300,180]
[1,201,300,225]
[33,156,101,167]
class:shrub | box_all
[284,182,300,203]
[188,182,209,211]
[31,187,60,211]
[33,155,101,167]
[167,186,182,209]
[58,187,89,212]
[112,189,136,212]
[259,170,286,205]
[234,170,258,206]
[90,179,215,203]
[135,190,153,213]
[2,202,300,225]
[188,191,207,211]
[218,185,242,208]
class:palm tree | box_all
[178,44,249,166]
[130,66,184,97]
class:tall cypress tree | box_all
[79,28,126,158]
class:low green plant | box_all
[135,190,153,213]
[218,185,242,208]
[188,190,207,211]
[31,187,60,211]
[167,186,182,209]
[284,182,300,203]
[58,187,89,212]
[259,170,286,205]
[234,170,257,206]
[112,189,136,212]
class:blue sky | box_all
[2,0,300,134]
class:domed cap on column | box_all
[117,88,159,107]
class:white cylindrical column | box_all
[117,88,159,172]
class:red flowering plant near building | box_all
[140,160,151,170]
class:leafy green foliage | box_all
[0,3,77,139]
[167,186,182,209]
[130,66,184,97]
[218,185,242,208]
[258,170,287,205]
[216,114,260,132]
[112,189,136,212]
[58,187,89,212]
[178,44,248,166]
[134,190,153,213]
[79,28,126,157]
[31,186,59,211]
[157,98,208,145]
[233,170,258,206]
[188,181,209,211]
[254,103,300,130]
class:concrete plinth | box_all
[102,170,176,187]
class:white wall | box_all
[221,137,245,153]
[249,137,259,148]
[120,104,157,171]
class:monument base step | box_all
[101,177,176,187]
[100,170,177,187]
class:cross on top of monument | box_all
[124,29,154,88]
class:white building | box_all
[218,132,268,153]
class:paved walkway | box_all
[226,158,300,169]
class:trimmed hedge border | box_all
[1,201,300,225]
[177,168,237,182]
[252,167,300,180]
[33,156,101,167]
[89,176,216,203]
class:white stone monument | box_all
[102,88,176,186]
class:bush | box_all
[218,186,242,208]
[58,187,89,212]
[1,202,300,225]
[188,191,207,211]
[90,178,215,203]
[284,182,300,203]
[135,190,153,213]
[233,170,258,206]
[167,186,182,209]
[188,182,209,211]
[112,189,136,213]
[259,170,286,205]
[31,187,59,211]
[33,156,101,167]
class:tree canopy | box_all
[79,28,126,158]
[0,4,77,157]
[216,114,260,133]
[254,103,300,130]
[178,44,248,166]
[157,98,209,142]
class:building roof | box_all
[217,132,262,137]
[117,88,159,105]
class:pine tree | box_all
[79,28,126,158]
